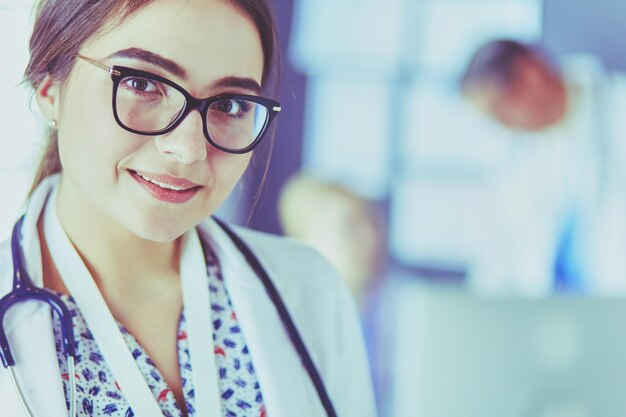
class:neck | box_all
[53,175,181,295]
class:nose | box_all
[154,109,208,164]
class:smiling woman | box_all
[0,1,376,416]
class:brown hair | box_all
[459,39,556,96]
[25,0,280,195]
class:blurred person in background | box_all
[460,39,612,295]
[278,173,386,302]
[462,40,568,133]
[278,172,392,414]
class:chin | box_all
[123,214,193,243]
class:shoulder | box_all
[201,220,347,295]
[198,219,360,341]
[237,226,336,274]
[199,220,377,415]
[229,224,321,261]
[200,218,361,339]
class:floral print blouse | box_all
[51,242,266,417]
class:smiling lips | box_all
[130,170,202,203]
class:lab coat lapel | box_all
[200,219,323,417]
[1,175,67,417]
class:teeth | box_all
[137,173,185,191]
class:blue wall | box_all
[544,0,626,71]
[246,0,307,234]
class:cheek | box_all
[57,104,145,204]
[59,79,140,171]
[204,151,252,204]
[210,151,251,189]
[57,116,139,181]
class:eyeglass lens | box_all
[116,74,270,151]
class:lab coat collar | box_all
[20,174,59,288]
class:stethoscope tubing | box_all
[0,215,77,367]
[0,215,78,417]
[214,217,338,417]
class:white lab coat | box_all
[0,176,376,417]
[470,55,610,295]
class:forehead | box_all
[82,0,264,85]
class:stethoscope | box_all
[0,215,337,417]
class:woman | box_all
[0,0,376,416]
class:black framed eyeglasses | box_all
[78,55,281,154]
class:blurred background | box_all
[4,0,626,416]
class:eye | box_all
[215,99,242,115]
[214,99,254,116]
[121,77,162,95]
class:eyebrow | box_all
[105,47,262,94]
[106,48,187,79]
[212,76,262,94]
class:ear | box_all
[35,75,62,123]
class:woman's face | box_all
[41,0,264,241]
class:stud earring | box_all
[49,119,58,129]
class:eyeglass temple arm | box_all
[77,55,121,76]
[77,54,282,113]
